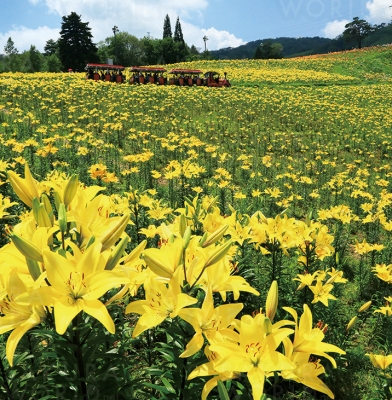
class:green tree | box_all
[27,45,43,72]
[186,44,200,61]
[173,17,188,62]
[343,17,374,49]
[97,32,144,66]
[270,43,283,59]
[44,39,59,56]
[140,36,162,64]
[58,12,98,71]
[174,17,184,43]
[254,45,263,59]
[161,37,176,63]
[44,54,63,72]
[254,41,283,59]
[3,37,20,71]
[163,14,172,39]
[4,37,18,55]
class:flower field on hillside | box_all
[0,50,392,399]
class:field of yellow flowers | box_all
[0,46,391,399]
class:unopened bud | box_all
[10,234,43,263]
[346,316,357,331]
[179,214,187,237]
[41,194,54,225]
[123,240,147,264]
[53,191,61,212]
[202,224,229,248]
[26,257,41,281]
[63,174,78,208]
[204,240,233,268]
[265,280,278,321]
[105,236,130,270]
[199,231,208,247]
[58,203,67,234]
[358,301,372,313]
[263,317,273,335]
[99,214,130,251]
[183,226,191,249]
[143,252,173,279]
[36,204,52,228]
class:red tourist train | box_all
[85,64,231,87]
[85,63,126,83]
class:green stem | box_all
[72,315,89,400]
[179,356,187,400]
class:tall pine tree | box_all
[163,14,172,39]
[58,12,98,71]
[173,17,184,43]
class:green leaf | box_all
[217,380,230,400]
[161,377,176,394]
[144,382,170,394]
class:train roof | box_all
[85,63,125,70]
[169,68,203,74]
[130,66,167,72]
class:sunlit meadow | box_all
[0,45,392,399]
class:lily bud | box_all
[358,300,372,313]
[41,193,54,225]
[199,231,208,247]
[123,240,147,264]
[85,236,95,249]
[202,224,229,248]
[63,174,78,208]
[53,191,61,212]
[26,257,41,281]
[143,253,173,279]
[179,214,187,237]
[105,236,130,270]
[99,214,130,251]
[10,234,43,263]
[263,317,273,335]
[204,240,233,268]
[183,226,191,250]
[265,280,278,321]
[346,316,357,331]
[34,201,52,228]
[58,203,67,234]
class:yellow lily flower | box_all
[0,269,46,366]
[188,347,240,400]
[366,353,392,370]
[293,271,320,290]
[283,305,345,368]
[281,337,335,399]
[126,275,197,337]
[142,238,183,279]
[24,242,128,335]
[309,280,337,306]
[209,314,296,400]
[178,289,242,357]
[7,163,40,208]
[200,257,259,301]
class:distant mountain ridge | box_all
[210,24,392,59]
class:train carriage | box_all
[129,66,167,85]
[85,63,126,83]
[168,69,204,86]
[85,64,231,87]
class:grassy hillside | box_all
[173,45,392,86]
[210,23,392,60]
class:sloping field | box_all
[0,46,391,399]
